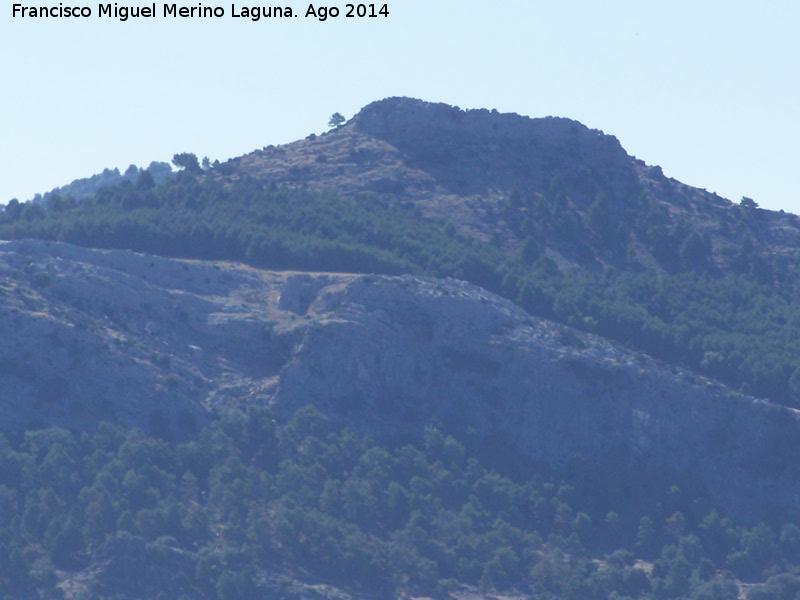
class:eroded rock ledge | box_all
[2,239,798,519]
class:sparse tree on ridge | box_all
[172,152,201,173]
[328,112,346,129]
[740,196,758,209]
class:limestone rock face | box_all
[3,239,800,519]
[273,273,800,521]
[0,239,313,437]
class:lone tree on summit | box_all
[328,112,346,129]
[172,152,201,173]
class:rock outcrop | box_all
[0,239,312,437]
[224,97,800,275]
[227,97,643,247]
[350,96,639,201]
[273,271,800,521]
[2,239,800,520]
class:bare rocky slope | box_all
[3,239,800,523]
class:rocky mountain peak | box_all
[347,96,635,198]
[350,96,614,149]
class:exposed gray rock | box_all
[272,272,800,521]
[2,239,800,520]
[0,239,328,438]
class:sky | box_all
[2,1,799,213]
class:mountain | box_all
[225,97,800,277]
[5,98,800,599]
[3,237,800,599]
[3,237,800,523]
[6,98,800,406]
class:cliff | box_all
[3,239,799,522]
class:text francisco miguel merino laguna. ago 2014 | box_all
[11,2,390,20]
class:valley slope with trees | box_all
[3,98,800,599]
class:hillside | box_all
[5,98,800,599]
[4,240,800,600]
[5,98,800,406]
[3,238,799,521]
[227,97,800,278]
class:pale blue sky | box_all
[2,1,799,212]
